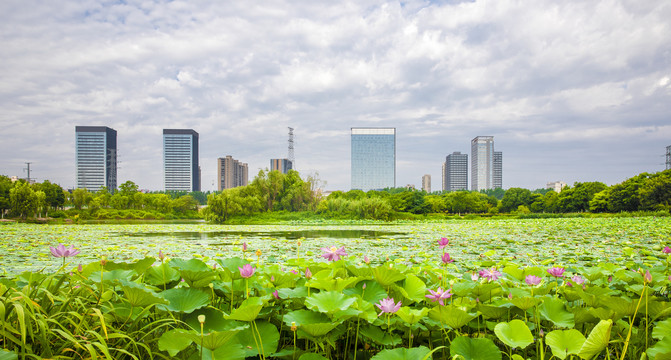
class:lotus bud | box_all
[100,257,108,267]
[198,315,206,324]
[644,270,652,283]
[209,283,214,289]
[362,283,367,290]
[305,267,312,279]
[273,290,279,299]
[364,255,370,264]
[242,242,248,252]
[77,264,83,272]
[158,250,165,261]
[256,249,262,257]
[271,275,275,282]
[297,240,302,246]
[291,322,297,331]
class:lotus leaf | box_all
[283,310,340,338]
[511,296,541,311]
[299,354,329,360]
[237,320,279,357]
[121,283,168,307]
[169,258,210,272]
[396,307,429,324]
[428,306,477,329]
[89,269,136,284]
[370,346,433,360]
[343,280,388,304]
[180,269,218,288]
[144,262,180,287]
[184,325,247,351]
[396,274,426,304]
[226,296,264,322]
[158,329,193,356]
[494,319,534,349]
[450,336,502,360]
[545,329,586,359]
[184,308,239,333]
[308,276,360,292]
[159,287,210,313]
[647,336,671,360]
[539,297,575,328]
[359,324,402,346]
[578,319,612,359]
[372,266,406,286]
[653,318,671,340]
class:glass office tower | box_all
[163,129,200,191]
[75,126,117,192]
[445,151,468,191]
[351,127,396,191]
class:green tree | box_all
[34,190,46,217]
[500,188,533,213]
[639,171,671,211]
[9,182,37,219]
[0,175,12,218]
[589,189,611,213]
[71,188,91,210]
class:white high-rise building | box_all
[163,129,200,192]
[75,126,117,192]
[471,136,502,191]
[422,174,431,193]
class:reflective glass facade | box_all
[75,126,116,191]
[445,152,468,191]
[470,136,502,191]
[351,128,395,191]
[163,129,200,191]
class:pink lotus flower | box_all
[375,297,401,316]
[471,272,479,281]
[525,275,542,286]
[547,267,565,278]
[663,246,671,254]
[438,237,450,249]
[50,244,80,258]
[158,250,165,261]
[238,264,255,278]
[364,255,370,264]
[571,275,585,285]
[272,290,279,299]
[479,267,502,281]
[426,287,452,306]
[320,246,347,261]
[441,253,454,264]
[305,267,312,279]
[242,242,248,251]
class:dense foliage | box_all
[1,236,671,359]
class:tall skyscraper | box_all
[163,129,200,192]
[270,159,293,174]
[75,126,117,192]
[218,156,248,190]
[445,151,468,191]
[471,136,501,191]
[494,151,503,189]
[422,174,431,193]
[351,127,396,191]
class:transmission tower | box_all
[288,127,295,169]
[666,145,671,170]
[24,162,32,183]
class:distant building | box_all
[218,156,248,190]
[351,127,396,191]
[441,163,446,192]
[75,126,117,192]
[471,136,502,191]
[494,151,503,189]
[405,184,416,190]
[547,181,567,193]
[163,129,200,192]
[422,174,431,193]
[666,145,670,170]
[445,152,468,191]
[270,158,293,174]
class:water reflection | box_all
[119,229,407,242]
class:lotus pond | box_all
[1,217,671,359]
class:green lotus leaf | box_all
[184,308,244,333]
[582,267,604,282]
[158,329,193,356]
[105,257,155,273]
[428,306,477,329]
[450,336,502,360]
[159,287,210,313]
[372,266,406,287]
[180,269,218,288]
[237,320,279,358]
[344,280,388,305]
[545,329,586,359]
[226,296,264,322]
[299,354,329,360]
[653,318,671,340]
[646,336,671,360]
[511,297,541,311]
[144,263,180,287]
[578,319,612,359]
[169,258,210,272]
[396,307,429,325]
[308,277,360,292]
[278,286,309,299]
[283,310,339,338]
[184,325,246,351]
[359,324,402,346]
[452,281,477,296]
[572,307,598,326]
[216,257,249,280]
[398,274,426,304]
[471,283,502,302]
[370,346,433,360]
[539,297,575,328]
[89,269,136,284]
[478,304,508,320]
[503,265,524,281]
[601,297,636,318]
[201,343,247,360]
[305,291,356,315]
[0,350,17,360]
[494,319,534,349]
[121,283,168,307]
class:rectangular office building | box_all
[493,151,503,189]
[444,151,468,191]
[218,156,248,190]
[351,127,396,191]
[270,158,293,174]
[75,126,117,192]
[163,129,200,192]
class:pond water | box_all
[0,217,669,273]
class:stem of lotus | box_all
[293,328,297,360]
[252,320,266,360]
[200,322,204,360]
[250,321,262,359]
[245,278,249,299]
[621,283,646,360]
[353,317,361,360]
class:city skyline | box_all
[1,1,670,191]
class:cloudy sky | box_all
[1,0,670,192]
